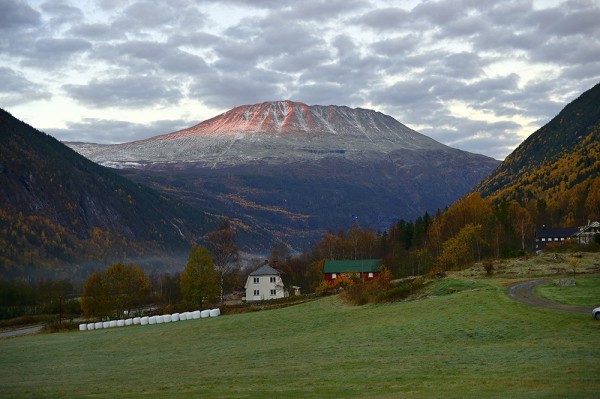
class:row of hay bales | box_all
[78,308,220,331]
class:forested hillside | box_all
[477,82,600,227]
[0,109,214,279]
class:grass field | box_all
[1,274,599,398]
[536,275,600,306]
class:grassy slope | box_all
[1,276,599,398]
[536,275,600,306]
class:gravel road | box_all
[507,279,593,314]
[0,325,43,338]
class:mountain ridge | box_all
[476,82,600,226]
[0,108,217,278]
[66,101,461,169]
[67,102,499,250]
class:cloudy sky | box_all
[1,0,599,160]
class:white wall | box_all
[244,274,286,302]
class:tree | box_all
[206,218,240,304]
[81,272,109,320]
[304,259,325,292]
[81,263,150,320]
[180,245,218,309]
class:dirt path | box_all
[507,279,593,314]
[0,325,43,339]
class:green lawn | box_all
[536,275,600,306]
[1,278,599,398]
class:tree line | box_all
[2,179,598,323]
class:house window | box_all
[368,272,373,278]
[270,277,276,283]
[253,277,259,284]
[270,289,277,296]
[332,273,337,279]
[541,238,546,242]
[554,238,559,241]
[253,290,259,296]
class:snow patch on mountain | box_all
[66,101,461,169]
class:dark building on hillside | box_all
[535,226,578,251]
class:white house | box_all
[574,221,600,244]
[244,264,287,302]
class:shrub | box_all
[482,259,494,276]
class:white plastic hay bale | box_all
[140,316,149,325]
[133,317,141,325]
[209,308,220,317]
[192,310,201,319]
[102,321,110,328]
[179,312,187,321]
[171,313,180,322]
[148,316,157,325]
[87,323,95,330]
[185,311,193,320]
[156,315,164,324]
[109,320,118,328]
[200,310,210,318]
[95,322,103,329]
[125,318,133,326]
[79,323,87,331]
[163,314,172,323]
[117,319,125,327]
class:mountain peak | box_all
[167,100,407,139]
[69,101,456,168]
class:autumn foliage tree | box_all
[206,218,240,304]
[180,245,218,309]
[81,262,150,320]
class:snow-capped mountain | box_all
[67,101,500,251]
[67,101,452,168]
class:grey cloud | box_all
[189,69,287,108]
[281,0,368,22]
[291,82,362,106]
[67,23,126,40]
[355,7,411,31]
[0,0,41,31]
[40,1,84,26]
[412,1,466,25]
[47,118,193,144]
[91,40,210,76]
[64,76,182,108]
[268,48,333,74]
[15,37,92,68]
[371,35,420,57]
[421,117,523,159]
[0,67,51,106]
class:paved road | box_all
[0,325,43,339]
[507,279,593,314]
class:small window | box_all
[270,289,277,296]
[253,277,259,284]
[541,238,546,242]
[332,273,337,279]
[253,290,259,296]
[554,238,559,241]
[270,276,276,283]
[368,272,373,278]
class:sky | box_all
[1,0,599,160]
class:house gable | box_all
[244,264,287,302]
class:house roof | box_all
[249,264,281,276]
[575,221,600,235]
[323,259,382,274]
[535,227,578,239]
